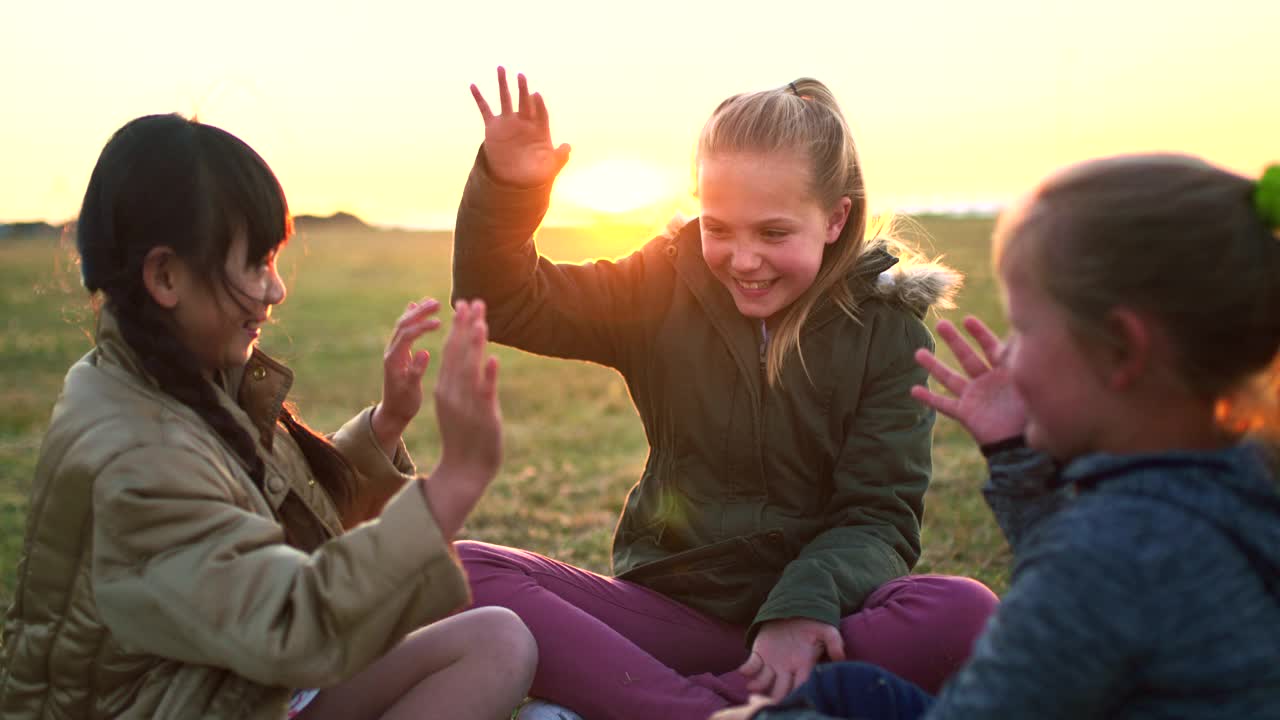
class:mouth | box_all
[242,316,268,338]
[733,277,776,293]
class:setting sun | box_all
[554,159,680,215]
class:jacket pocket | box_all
[618,530,787,625]
[618,534,753,581]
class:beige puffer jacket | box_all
[0,311,469,718]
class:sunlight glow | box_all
[555,159,676,214]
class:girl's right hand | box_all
[910,316,1028,446]
[422,299,502,540]
[470,66,571,187]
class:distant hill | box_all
[1,212,382,241]
[0,221,61,240]
[292,211,374,233]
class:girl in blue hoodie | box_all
[717,156,1280,719]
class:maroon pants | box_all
[458,541,997,720]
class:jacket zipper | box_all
[758,319,769,497]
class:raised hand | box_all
[371,297,441,458]
[420,299,502,541]
[740,617,846,701]
[470,66,571,187]
[910,316,1027,446]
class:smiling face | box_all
[171,230,287,377]
[697,151,850,324]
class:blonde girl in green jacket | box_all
[454,69,998,720]
[0,114,534,719]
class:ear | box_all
[1100,307,1152,391]
[141,246,185,309]
[825,197,853,245]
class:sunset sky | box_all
[3,0,1277,233]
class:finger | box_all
[517,73,531,117]
[532,91,548,126]
[914,347,969,397]
[820,628,846,662]
[401,316,443,341]
[744,661,775,694]
[394,301,440,337]
[469,319,488,385]
[963,315,1005,366]
[768,669,795,701]
[554,143,572,172]
[470,84,494,122]
[497,66,512,114]
[469,299,488,345]
[411,349,431,377]
[737,651,764,677]
[452,303,482,382]
[745,671,772,695]
[533,93,549,130]
[405,296,439,314]
[481,356,499,402]
[911,384,962,419]
[441,300,470,376]
[937,319,991,378]
[387,318,442,363]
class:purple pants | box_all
[458,541,997,720]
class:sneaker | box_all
[515,698,585,720]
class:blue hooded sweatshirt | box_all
[760,440,1280,718]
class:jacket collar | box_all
[665,219,762,391]
[233,350,293,451]
[95,309,294,451]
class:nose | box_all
[729,242,762,274]
[264,264,287,306]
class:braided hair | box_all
[77,114,356,539]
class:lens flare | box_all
[555,159,675,214]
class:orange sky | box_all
[3,1,1277,230]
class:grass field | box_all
[0,215,1011,612]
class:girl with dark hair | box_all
[0,113,535,720]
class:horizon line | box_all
[0,202,1006,234]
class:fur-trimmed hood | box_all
[858,240,961,317]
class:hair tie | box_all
[788,81,801,97]
[1256,164,1280,230]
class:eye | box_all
[703,225,731,239]
[761,228,790,242]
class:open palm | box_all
[911,316,1027,446]
[470,67,570,187]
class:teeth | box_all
[737,279,772,290]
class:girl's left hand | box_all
[910,316,1027,446]
[372,297,442,456]
[740,618,845,700]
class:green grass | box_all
[0,216,1009,611]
